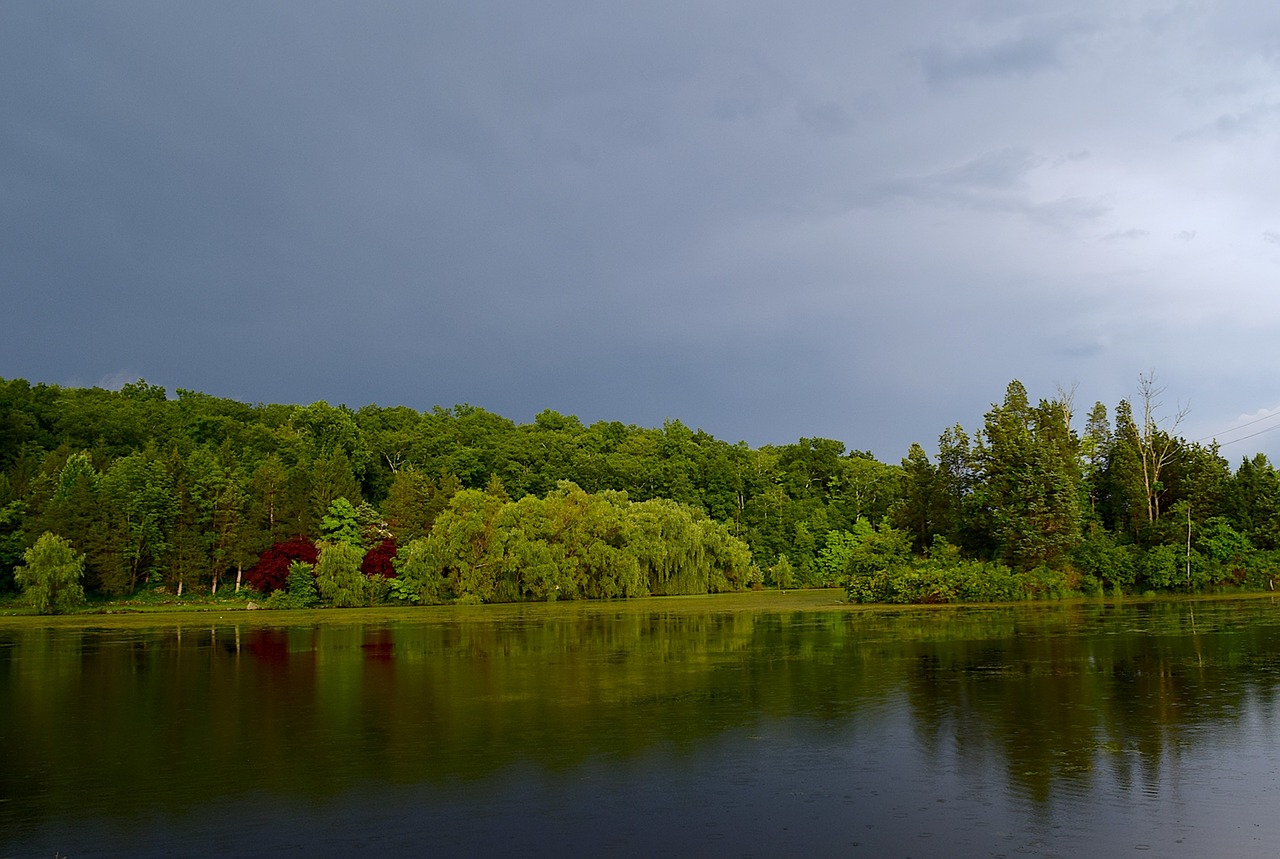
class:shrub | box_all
[245,538,319,593]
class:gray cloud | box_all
[1175,103,1280,141]
[6,2,1280,462]
[922,33,1063,84]
[1100,228,1149,242]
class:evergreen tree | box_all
[976,381,1081,570]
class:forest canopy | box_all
[0,374,1274,607]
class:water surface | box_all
[4,594,1280,857]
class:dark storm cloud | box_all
[6,2,1280,460]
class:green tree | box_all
[382,468,439,542]
[976,381,1081,570]
[392,538,449,604]
[285,560,319,607]
[816,529,861,585]
[15,532,85,614]
[100,450,177,592]
[418,489,507,602]
[321,497,362,547]
[828,453,897,526]
[1071,524,1136,593]
[1079,401,1111,518]
[32,451,120,592]
[0,498,26,592]
[1227,454,1280,550]
[839,518,914,602]
[890,443,940,554]
[209,468,249,594]
[696,512,753,592]
[314,541,367,607]
[309,448,361,524]
[770,554,796,589]
[1197,516,1252,568]
[1097,398,1147,541]
[248,454,290,541]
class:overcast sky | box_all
[6,2,1280,463]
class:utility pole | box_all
[1186,503,1192,591]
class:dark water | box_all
[4,596,1280,858]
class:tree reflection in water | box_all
[4,596,1280,856]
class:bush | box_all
[1072,528,1136,591]
[245,538,319,593]
[260,561,319,609]
[844,555,1076,604]
[285,561,318,606]
[1239,551,1280,591]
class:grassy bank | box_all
[0,587,854,628]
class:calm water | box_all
[4,594,1280,858]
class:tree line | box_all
[1,373,1278,609]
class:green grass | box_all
[0,586,851,628]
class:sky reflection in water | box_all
[4,596,1280,857]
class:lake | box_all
[4,592,1280,857]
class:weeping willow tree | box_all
[314,541,366,607]
[390,539,449,605]
[393,483,754,604]
[15,532,86,614]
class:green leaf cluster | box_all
[394,483,753,604]
[315,542,367,608]
[14,532,85,614]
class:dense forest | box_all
[1,374,1277,609]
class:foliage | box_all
[360,538,398,578]
[392,539,449,605]
[1071,526,1136,591]
[0,499,27,592]
[815,529,861,586]
[1139,543,1188,591]
[8,373,1280,606]
[100,449,177,591]
[286,560,319,606]
[245,538,319,594]
[315,541,367,607]
[321,497,362,547]
[15,531,85,614]
[263,560,319,609]
[844,554,1074,604]
[770,554,796,589]
[976,382,1081,570]
[389,483,750,604]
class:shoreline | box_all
[2,587,1277,629]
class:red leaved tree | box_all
[360,538,398,579]
[244,538,319,593]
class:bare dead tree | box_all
[1131,371,1188,523]
[383,450,407,474]
[1055,380,1080,433]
